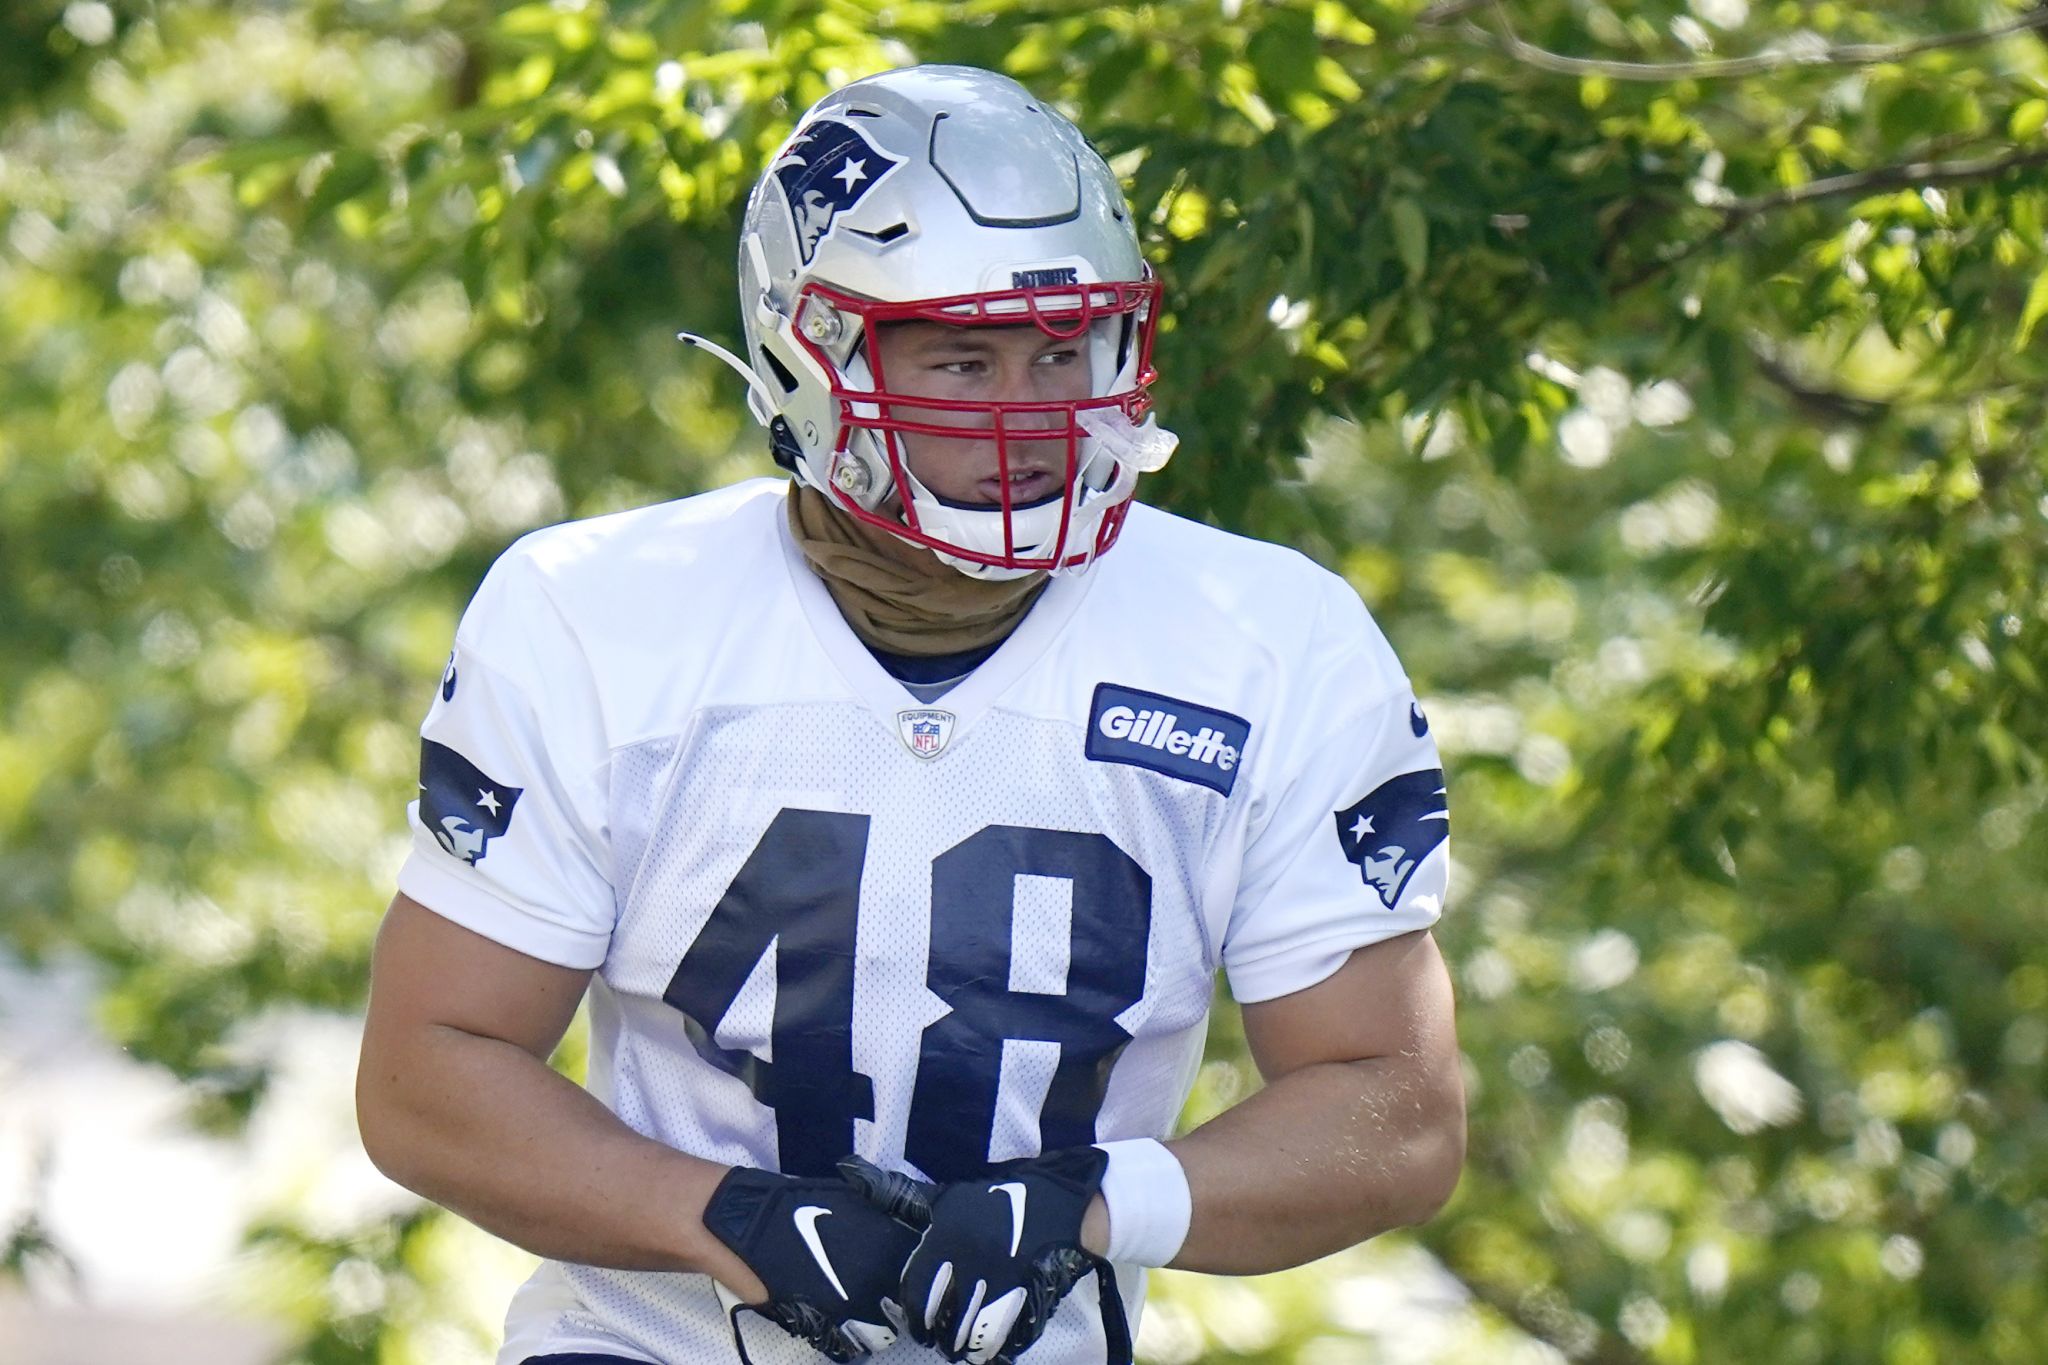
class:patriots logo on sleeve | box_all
[773,119,903,263]
[1334,769,1449,909]
[420,739,523,865]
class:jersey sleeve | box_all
[395,545,615,968]
[1221,589,1450,1004]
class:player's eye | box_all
[1036,348,1081,366]
[934,358,986,376]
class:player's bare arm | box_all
[355,892,770,1301]
[1161,928,1464,1274]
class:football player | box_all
[357,65,1464,1365]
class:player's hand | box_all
[839,1148,1114,1365]
[701,1165,922,1361]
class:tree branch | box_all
[1468,2,2048,82]
[1432,1250,1649,1365]
[1620,144,2048,291]
[1418,1139,1654,1365]
[1721,145,2048,218]
[1749,338,1891,428]
[1416,0,1492,26]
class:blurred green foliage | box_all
[5,1,2048,1361]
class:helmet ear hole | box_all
[758,347,800,395]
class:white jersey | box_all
[398,480,1450,1365]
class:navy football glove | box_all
[839,1149,1133,1365]
[702,1166,922,1363]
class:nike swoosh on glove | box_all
[839,1149,1132,1365]
[702,1166,923,1363]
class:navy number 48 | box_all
[662,809,1152,1180]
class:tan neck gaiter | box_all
[785,482,1047,656]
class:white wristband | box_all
[1093,1138,1192,1267]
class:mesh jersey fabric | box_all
[396,480,1450,1364]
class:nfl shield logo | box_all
[897,708,956,759]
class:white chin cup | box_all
[902,448,1137,580]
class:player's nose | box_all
[990,363,1066,435]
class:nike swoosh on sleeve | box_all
[794,1205,851,1299]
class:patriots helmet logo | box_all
[420,739,522,865]
[1334,769,1449,909]
[772,119,903,263]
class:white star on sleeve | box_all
[834,157,867,192]
[1350,813,1375,841]
[477,789,502,816]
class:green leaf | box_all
[1390,196,1428,284]
[1246,9,1318,100]
[2016,266,2048,349]
[302,149,380,223]
[2011,99,2048,142]
[497,4,560,37]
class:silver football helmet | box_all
[682,65,1173,579]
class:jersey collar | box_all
[777,493,1098,753]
